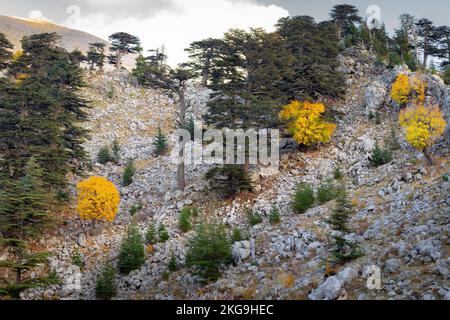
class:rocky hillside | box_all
[0,15,107,53]
[17,51,450,301]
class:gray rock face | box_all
[309,276,342,300]
[338,267,358,285]
[365,80,388,114]
[385,259,402,274]
[232,241,251,264]
[77,233,87,247]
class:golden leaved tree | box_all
[77,176,120,222]
[399,104,446,164]
[279,100,336,146]
[391,73,427,106]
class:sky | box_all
[0,0,449,65]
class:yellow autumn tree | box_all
[410,76,427,105]
[279,100,336,146]
[76,176,120,222]
[399,104,446,164]
[390,73,411,105]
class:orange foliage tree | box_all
[399,104,446,164]
[279,100,336,146]
[76,176,120,222]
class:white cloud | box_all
[28,10,49,21]
[65,0,289,66]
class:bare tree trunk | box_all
[177,91,187,191]
[423,36,429,67]
[201,57,210,87]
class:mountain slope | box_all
[0,15,108,53]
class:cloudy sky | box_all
[1,0,449,65]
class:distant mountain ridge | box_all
[0,15,108,53]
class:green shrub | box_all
[205,165,253,198]
[56,190,70,203]
[168,255,178,272]
[97,146,112,164]
[146,220,157,244]
[158,223,170,243]
[443,174,449,182]
[122,161,136,187]
[293,183,315,214]
[162,271,170,281]
[370,141,393,167]
[368,111,375,120]
[118,225,146,274]
[317,179,336,204]
[230,227,247,243]
[153,127,169,156]
[443,67,450,85]
[71,248,84,268]
[375,112,381,125]
[186,223,232,282]
[385,127,400,151]
[129,202,143,216]
[333,167,344,180]
[269,205,281,224]
[112,140,121,164]
[95,263,117,300]
[246,208,263,226]
[179,207,192,233]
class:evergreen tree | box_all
[0,32,13,71]
[118,225,145,274]
[434,26,450,67]
[275,16,345,101]
[415,18,438,67]
[186,223,232,282]
[184,38,226,86]
[158,223,170,243]
[108,32,141,70]
[0,158,58,298]
[153,127,169,156]
[87,42,106,71]
[205,165,253,198]
[4,33,90,188]
[122,160,136,187]
[95,262,117,300]
[146,220,157,244]
[69,49,85,67]
[330,4,362,40]
[326,189,362,263]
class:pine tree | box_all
[153,127,169,156]
[0,32,13,71]
[326,189,362,264]
[184,38,226,86]
[4,33,90,188]
[0,158,58,298]
[415,18,438,67]
[146,220,157,244]
[158,223,170,243]
[205,165,253,198]
[122,160,136,187]
[329,4,362,40]
[95,262,117,300]
[275,16,345,101]
[118,225,146,274]
[108,32,141,70]
[87,42,106,71]
[186,223,232,282]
